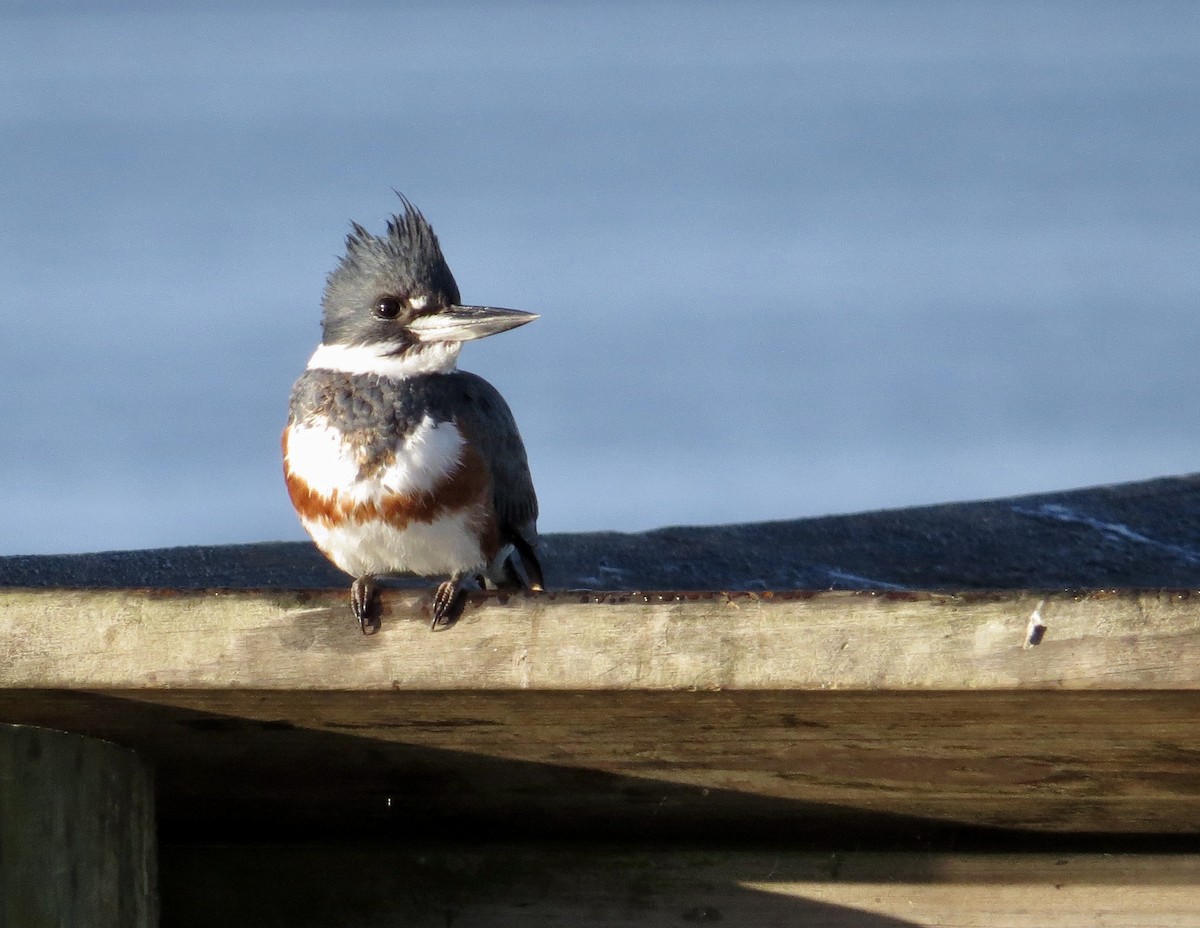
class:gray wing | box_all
[432,371,539,542]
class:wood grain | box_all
[3,588,1200,836]
[3,587,1200,690]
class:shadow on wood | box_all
[160,845,1200,928]
[3,685,1200,844]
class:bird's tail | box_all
[506,529,545,592]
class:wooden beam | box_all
[3,588,1200,837]
[161,846,1200,928]
[3,587,1200,690]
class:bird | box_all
[282,196,544,633]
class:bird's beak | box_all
[406,305,539,343]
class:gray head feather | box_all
[321,197,462,347]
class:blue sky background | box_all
[2,1,1198,554]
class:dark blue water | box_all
[2,1,1198,554]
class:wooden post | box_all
[0,724,157,928]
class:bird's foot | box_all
[351,576,381,635]
[431,577,466,630]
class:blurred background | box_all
[2,1,1198,555]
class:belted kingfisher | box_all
[283,196,544,633]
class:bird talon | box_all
[351,576,381,635]
[431,579,463,630]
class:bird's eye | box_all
[375,296,403,319]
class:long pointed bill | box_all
[407,305,539,343]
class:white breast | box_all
[284,414,488,579]
[284,414,465,504]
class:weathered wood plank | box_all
[3,587,1200,690]
[2,588,1200,836]
[5,687,1200,836]
[0,724,157,928]
[129,688,1200,833]
[160,846,1200,928]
